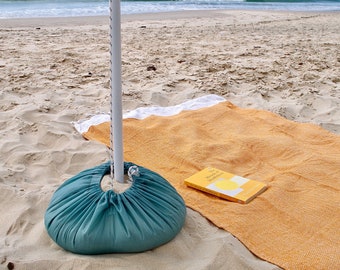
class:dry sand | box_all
[0,10,339,270]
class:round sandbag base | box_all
[44,161,186,254]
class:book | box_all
[184,167,267,204]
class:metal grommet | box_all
[128,165,140,182]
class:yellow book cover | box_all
[184,167,267,204]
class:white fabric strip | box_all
[74,94,226,134]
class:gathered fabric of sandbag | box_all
[44,161,186,255]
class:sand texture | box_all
[0,10,339,270]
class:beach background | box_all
[1,0,340,18]
[1,1,340,269]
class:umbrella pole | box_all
[109,0,124,183]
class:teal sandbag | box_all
[44,161,186,254]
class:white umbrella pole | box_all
[109,0,124,183]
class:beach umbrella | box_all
[44,0,186,254]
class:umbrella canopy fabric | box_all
[45,161,186,254]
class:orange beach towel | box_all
[83,101,340,270]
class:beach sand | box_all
[0,10,339,270]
